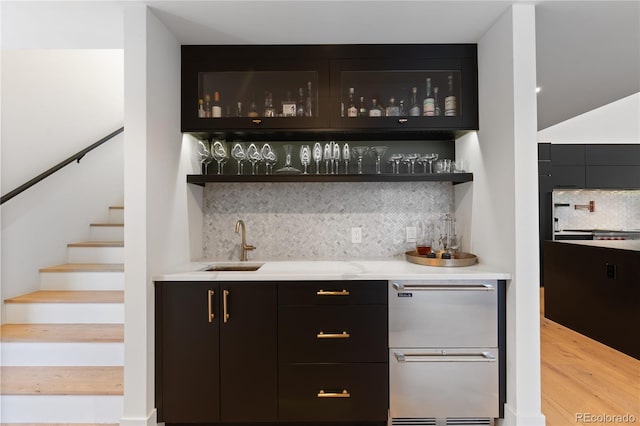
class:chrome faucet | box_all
[234,219,255,261]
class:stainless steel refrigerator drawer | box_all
[389,280,498,348]
[389,348,499,419]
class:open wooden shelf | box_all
[187,172,473,185]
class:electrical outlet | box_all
[406,226,417,243]
[351,227,362,244]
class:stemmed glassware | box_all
[323,143,332,174]
[231,142,246,175]
[351,146,370,174]
[261,143,277,175]
[196,139,213,174]
[390,153,404,174]
[211,139,229,175]
[313,142,323,174]
[424,153,439,173]
[276,144,301,174]
[246,143,262,175]
[299,144,311,174]
[403,153,419,174]
[342,143,350,174]
[332,142,341,174]
[370,146,388,174]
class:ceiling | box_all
[2,0,638,131]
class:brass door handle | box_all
[251,119,262,125]
[223,289,230,323]
[317,331,350,339]
[207,290,215,323]
[317,389,350,398]
[316,289,350,296]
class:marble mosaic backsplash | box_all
[203,182,453,260]
[553,189,640,231]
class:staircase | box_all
[1,205,125,424]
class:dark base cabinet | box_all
[543,242,640,359]
[156,280,389,425]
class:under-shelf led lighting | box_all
[536,87,542,93]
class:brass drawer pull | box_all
[317,331,350,339]
[223,289,230,323]
[316,289,350,296]
[251,119,262,125]
[207,290,215,323]
[317,389,350,398]
[398,118,408,123]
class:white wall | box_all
[457,5,544,426]
[1,50,124,314]
[538,92,640,143]
[122,5,201,426]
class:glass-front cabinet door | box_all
[330,56,478,131]
[182,46,329,132]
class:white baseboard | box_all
[498,403,546,426]
[120,408,158,426]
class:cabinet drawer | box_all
[279,363,388,422]
[389,281,498,348]
[278,280,387,306]
[279,305,387,363]
[389,348,499,418]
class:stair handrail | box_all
[1,127,124,205]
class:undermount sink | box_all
[204,263,264,272]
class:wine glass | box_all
[211,139,229,175]
[313,143,323,174]
[299,144,311,174]
[261,143,277,175]
[196,139,213,174]
[370,146,388,174]
[351,146,370,174]
[390,153,404,174]
[231,142,246,175]
[342,143,350,174]
[275,144,301,174]
[323,143,332,174]
[426,153,439,173]
[332,142,341,174]
[246,143,262,175]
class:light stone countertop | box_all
[154,258,511,282]
[551,240,640,252]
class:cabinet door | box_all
[330,50,478,131]
[586,165,640,188]
[156,282,220,422]
[182,45,330,132]
[551,165,585,188]
[219,282,278,421]
[550,144,585,165]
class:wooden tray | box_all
[405,250,478,267]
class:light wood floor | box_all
[540,288,640,426]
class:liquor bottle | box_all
[305,81,313,117]
[399,99,405,116]
[282,91,296,117]
[369,98,384,117]
[296,88,305,117]
[445,74,457,116]
[385,97,400,116]
[264,91,275,117]
[247,98,259,117]
[347,88,358,117]
[204,94,212,118]
[198,98,206,118]
[212,91,222,118]
[236,101,243,117]
[434,86,441,116]
[423,78,435,116]
[409,87,421,116]
[358,96,368,117]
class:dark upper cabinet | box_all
[549,144,585,166]
[585,144,640,166]
[181,44,478,140]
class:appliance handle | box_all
[392,282,495,291]
[394,351,496,363]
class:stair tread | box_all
[5,291,123,304]
[90,223,123,227]
[67,241,124,248]
[0,366,123,395]
[1,324,123,343]
[39,263,124,273]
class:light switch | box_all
[406,226,417,243]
